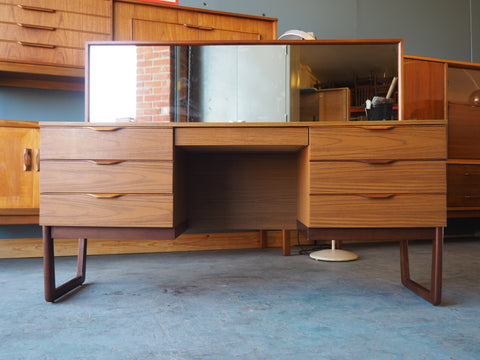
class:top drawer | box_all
[310,125,447,160]
[41,127,173,160]
[2,0,112,17]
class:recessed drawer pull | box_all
[88,160,125,166]
[86,126,122,132]
[87,193,124,199]
[23,148,32,171]
[358,126,395,131]
[17,4,56,13]
[17,41,55,49]
[358,194,396,199]
[357,159,396,165]
[17,23,56,31]
[183,24,214,31]
[464,172,470,176]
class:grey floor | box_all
[1,240,479,360]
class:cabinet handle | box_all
[358,194,395,199]
[86,126,122,132]
[357,159,396,165]
[23,148,32,171]
[87,193,124,199]
[183,24,214,31]
[35,149,40,172]
[358,126,395,130]
[17,41,55,49]
[88,160,125,165]
[17,4,56,13]
[17,23,56,31]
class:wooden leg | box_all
[43,226,88,302]
[400,227,443,305]
[282,229,290,256]
[259,230,267,249]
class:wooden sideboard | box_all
[404,55,480,220]
[40,121,446,304]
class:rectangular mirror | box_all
[86,40,403,123]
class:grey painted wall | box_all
[181,0,479,62]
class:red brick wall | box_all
[135,46,172,122]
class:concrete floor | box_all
[1,240,479,360]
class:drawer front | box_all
[0,41,85,67]
[40,160,173,193]
[310,125,446,160]
[448,103,480,159]
[40,194,173,227]
[447,164,480,207]
[2,0,112,17]
[310,161,446,194]
[41,127,173,160]
[0,4,112,33]
[1,23,111,50]
[309,194,446,227]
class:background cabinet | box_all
[113,0,277,41]
[404,55,480,223]
[0,120,39,224]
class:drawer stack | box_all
[299,124,447,228]
[40,126,175,227]
[0,0,112,68]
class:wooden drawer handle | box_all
[87,193,124,199]
[357,159,396,165]
[17,23,56,31]
[86,127,122,132]
[358,194,395,199]
[88,160,125,166]
[183,24,214,31]
[358,126,395,130]
[17,41,55,49]
[17,4,56,13]
[23,148,32,171]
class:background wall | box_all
[1,0,479,240]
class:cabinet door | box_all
[403,57,446,120]
[0,127,38,209]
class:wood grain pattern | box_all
[448,102,480,159]
[40,160,173,193]
[310,161,446,194]
[41,127,173,160]
[447,164,480,207]
[403,58,446,120]
[40,194,173,227]
[310,125,446,160]
[309,194,446,227]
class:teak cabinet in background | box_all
[404,55,480,220]
[0,120,39,224]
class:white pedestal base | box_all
[309,240,359,262]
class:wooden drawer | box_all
[41,127,173,160]
[40,194,173,227]
[310,161,446,194]
[0,3,112,33]
[2,0,112,16]
[175,127,308,150]
[1,23,111,49]
[448,103,480,159]
[40,160,173,194]
[309,194,446,227]
[310,125,446,160]
[447,164,480,207]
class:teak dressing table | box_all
[39,40,446,305]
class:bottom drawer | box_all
[448,164,480,207]
[309,194,446,227]
[40,194,173,227]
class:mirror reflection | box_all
[87,41,401,123]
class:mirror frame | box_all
[85,39,404,123]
